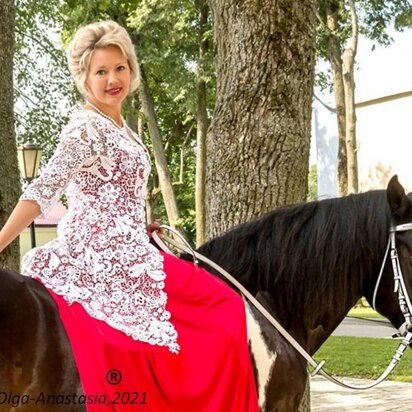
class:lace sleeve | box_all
[20,116,106,215]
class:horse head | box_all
[364,175,412,341]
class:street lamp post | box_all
[17,141,43,249]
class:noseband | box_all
[372,223,412,335]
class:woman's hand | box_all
[147,222,164,250]
[146,222,163,239]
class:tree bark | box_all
[125,95,140,134]
[206,1,316,410]
[343,0,358,193]
[205,0,316,239]
[195,0,209,247]
[0,0,20,271]
[325,0,348,196]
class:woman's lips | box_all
[106,87,122,95]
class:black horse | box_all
[1,175,412,412]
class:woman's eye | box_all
[117,66,125,71]
[96,70,106,76]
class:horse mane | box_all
[198,190,391,326]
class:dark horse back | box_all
[0,268,84,411]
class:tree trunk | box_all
[205,0,316,239]
[206,1,316,410]
[125,95,140,134]
[145,193,156,225]
[139,67,181,228]
[0,0,20,271]
[343,0,358,194]
[195,0,209,247]
[325,0,348,196]
[124,26,181,227]
[124,96,155,224]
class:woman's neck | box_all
[85,99,123,127]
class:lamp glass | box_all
[17,144,43,180]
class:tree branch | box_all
[14,86,39,108]
[348,0,358,55]
[316,11,330,33]
[15,27,66,66]
[178,123,195,183]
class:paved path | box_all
[311,376,412,411]
[333,317,398,338]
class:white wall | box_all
[357,97,412,192]
[311,102,338,198]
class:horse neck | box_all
[270,192,389,354]
[199,191,389,356]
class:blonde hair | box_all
[67,20,140,96]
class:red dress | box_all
[21,109,259,411]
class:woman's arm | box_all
[20,115,107,217]
[0,200,41,253]
[0,115,107,254]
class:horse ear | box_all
[387,175,410,218]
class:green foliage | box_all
[125,0,214,242]
[15,0,78,162]
[307,164,318,201]
[358,0,412,41]
[315,0,412,90]
[316,1,350,57]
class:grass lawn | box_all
[313,336,412,382]
[348,306,384,319]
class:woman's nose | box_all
[108,71,119,85]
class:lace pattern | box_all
[21,109,179,353]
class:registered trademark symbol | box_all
[106,369,122,385]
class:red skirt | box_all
[45,252,259,412]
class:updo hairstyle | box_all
[67,20,140,96]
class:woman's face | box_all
[85,45,131,110]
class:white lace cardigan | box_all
[20,109,179,353]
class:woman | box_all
[0,20,259,411]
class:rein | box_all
[153,224,412,390]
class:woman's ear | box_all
[84,87,92,99]
[84,77,91,95]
